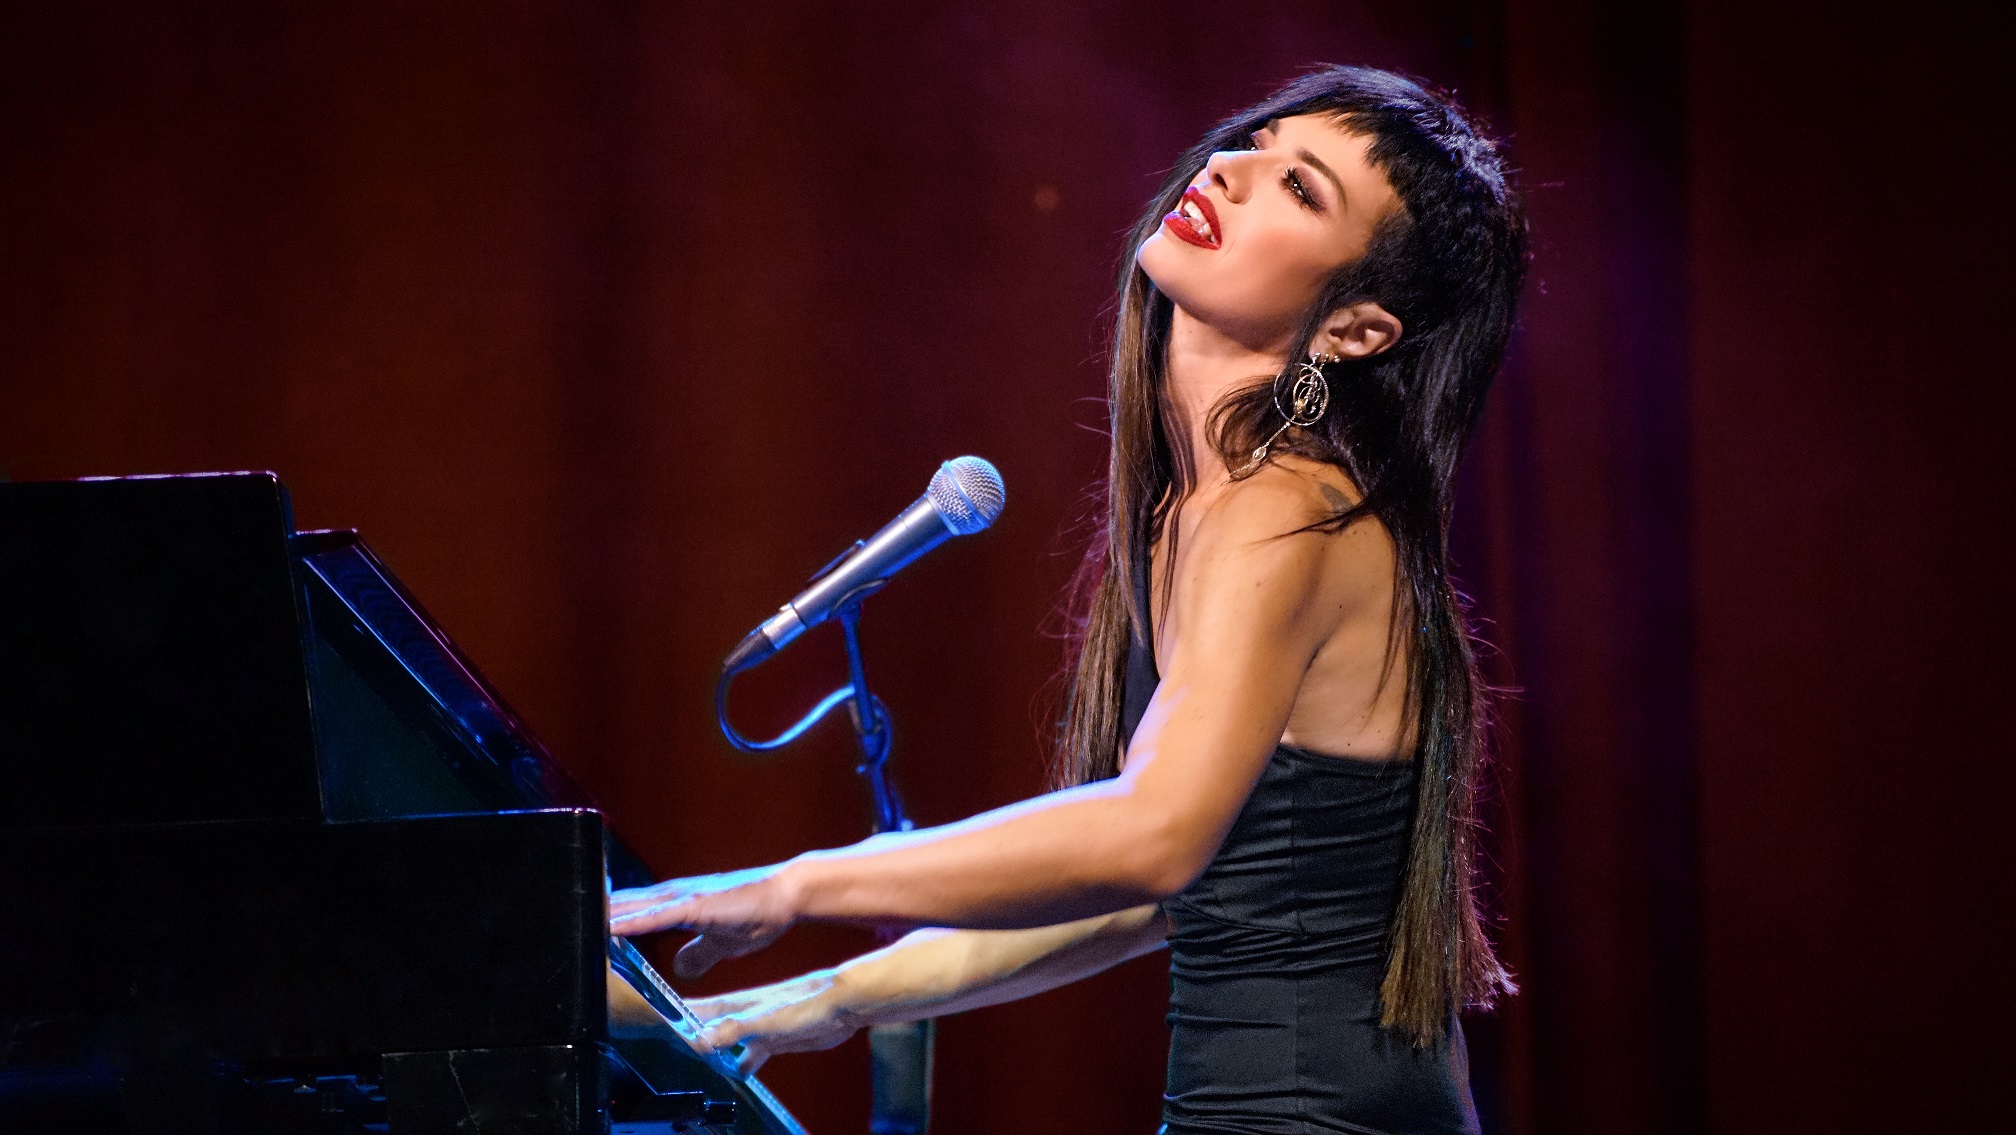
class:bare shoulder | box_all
[1193,458,1377,544]
[1181,457,1394,608]
[1188,460,1311,533]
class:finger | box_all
[698,1016,746,1050]
[736,1040,772,1078]
[610,899,695,938]
[610,877,715,920]
[609,910,665,938]
[686,994,744,1020]
[693,995,770,1026]
[607,885,675,919]
[674,933,739,980]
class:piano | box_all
[0,472,810,1134]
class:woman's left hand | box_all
[609,866,797,978]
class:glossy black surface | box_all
[384,1045,605,1135]
[0,474,321,829]
[0,809,607,1058]
[0,474,763,1133]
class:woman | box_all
[613,64,1527,1133]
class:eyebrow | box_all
[1298,148,1347,205]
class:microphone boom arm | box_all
[714,591,911,833]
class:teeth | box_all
[1180,198,1214,241]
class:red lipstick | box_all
[1162,186,1222,250]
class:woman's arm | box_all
[613,468,1384,975]
[689,904,1168,1076]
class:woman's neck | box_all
[1162,306,1292,488]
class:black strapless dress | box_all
[1121,559,1479,1135]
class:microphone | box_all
[722,456,1006,674]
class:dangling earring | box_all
[1235,351,1336,478]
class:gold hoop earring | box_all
[1235,351,1336,478]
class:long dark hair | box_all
[1052,65,1528,1044]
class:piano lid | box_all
[295,527,653,887]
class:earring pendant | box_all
[1235,352,1336,478]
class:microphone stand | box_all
[833,598,934,1135]
[717,593,934,1135]
[836,598,907,836]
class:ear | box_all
[1312,301,1403,361]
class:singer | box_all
[613,65,1526,1134]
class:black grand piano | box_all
[0,472,809,1134]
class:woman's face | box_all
[1137,114,1401,351]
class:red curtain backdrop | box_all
[3,3,2006,1132]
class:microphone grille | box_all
[927,456,1006,536]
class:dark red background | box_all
[3,3,2007,1131]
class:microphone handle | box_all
[722,495,952,673]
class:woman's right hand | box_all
[689,971,861,1077]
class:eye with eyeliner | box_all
[1283,169,1321,211]
[1246,125,1322,212]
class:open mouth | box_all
[1162,186,1222,250]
